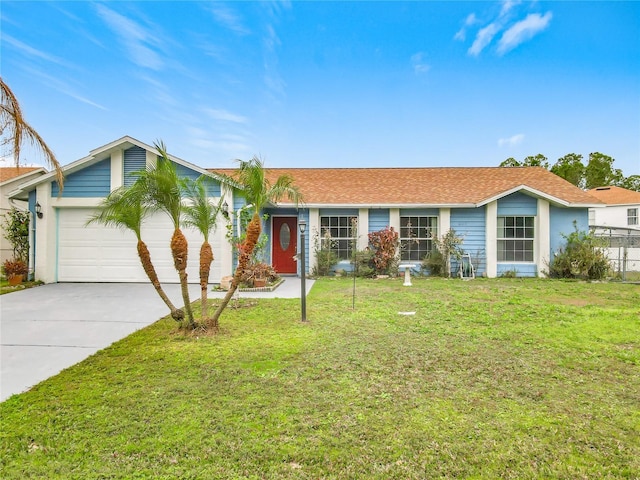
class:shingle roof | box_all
[210,166,601,207]
[0,167,42,183]
[587,186,640,205]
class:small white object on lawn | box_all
[400,264,416,286]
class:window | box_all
[628,208,638,226]
[320,215,357,260]
[497,216,534,262]
[400,216,438,261]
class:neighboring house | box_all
[587,186,640,274]
[8,136,600,283]
[0,167,47,266]
[587,186,640,231]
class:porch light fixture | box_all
[299,219,307,322]
[35,202,43,219]
[222,201,229,220]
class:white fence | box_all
[593,226,640,280]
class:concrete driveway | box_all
[1,279,313,402]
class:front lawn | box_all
[1,278,638,479]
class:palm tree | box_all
[182,176,225,322]
[87,187,185,321]
[1,77,64,187]
[209,156,302,329]
[135,142,194,327]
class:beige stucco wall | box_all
[0,170,46,266]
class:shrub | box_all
[547,224,610,280]
[422,229,464,278]
[368,227,399,276]
[500,269,518,278]
[2,208,30,263]
[240,261,279,287]
[422,249,445,276]
[352,249,375,278]
[312,228,339,276]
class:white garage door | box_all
[57,208,223,283]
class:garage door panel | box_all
[58,209,224,283]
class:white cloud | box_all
[462,1,550,57]
[497,12,553,55]
[468,23,501,56]
[203,108,248,124]
[2,34,72,68]
[500,0,520,17]
[454,13,478,41]
[20,65,107,110]
[207,4,250,35]
[411,52,431,74]
[498,133,525,147]
[262,24,287,98]
[95,4,164,70]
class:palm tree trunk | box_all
[171,228,194,327]
[137,240,184,321]
[199,241,213,320]
[209,212,261,329]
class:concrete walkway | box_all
[0,278,313,402]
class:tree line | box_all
[500,152,640,192]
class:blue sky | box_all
[2,1,639,175]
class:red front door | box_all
[272,217,298,274]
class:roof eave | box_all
[277,202,477,209]
[9,136,241,196]
[475,184,601,208]
[0,168,47,188]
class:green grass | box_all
[1,278,639,479]
[0,279,42,295]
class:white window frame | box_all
[628,208,638,226]
[497,216,535,263]
[320,215,357,260]
[400,216,438,262]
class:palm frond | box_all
[182,176,224,242]
[131,142,184,228]
[86,187,146,239]
[1,77,64,188]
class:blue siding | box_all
[497,192,538,216]
[174,162,201,182]
[369,209,390,233]
[450,207,486,276]
[123,146,146,187]
[51,158,111,197]
[200,176,222,197]
[550,206,589,257]
[233,189,247,211]
[497,263,537,277]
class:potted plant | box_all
[3,258,28,285]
